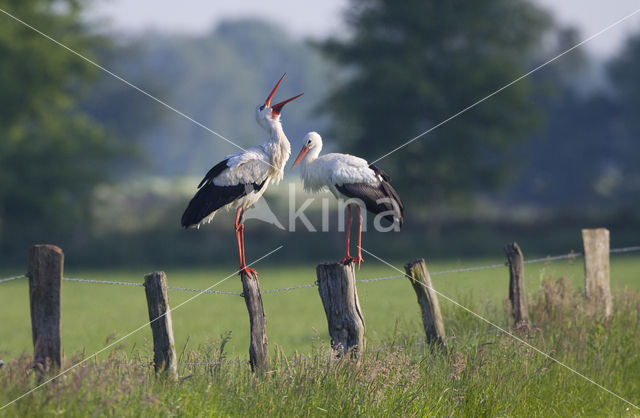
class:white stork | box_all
[181,74,302,277]
[291,132,404,268]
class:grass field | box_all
[1,253,639,415]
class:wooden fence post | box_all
[144,271,178,381]
[404,259,446,346]
[316,262,365,356]
[28,244,63,375]
[582,228,612,317]
[240,271,269,372]
[504,242,529,325]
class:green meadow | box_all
[1,254,639,361]
[1,253,639,416]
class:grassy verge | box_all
[1,254,639,361]
[1,270,639,416]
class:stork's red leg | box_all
[235,208,244,270]
[237,208,257,278]
[239,208,246,268]
[355,205,364,269]
[340,205,353,265]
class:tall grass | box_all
[1,278,638,416]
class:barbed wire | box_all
[63,277,141,287]
[357,275,405,283]
[62,277,242,296]
[431,262,506,275]
[166,286,242,296]
[523,252,581,264]
[611,245,640,254]
[2,245,639,296]
[0,275,25,284]
[262,283,317,293]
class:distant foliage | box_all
[319,0,553,213]
[505,29,640,211]
[607,33,640,205]
[89,20,336,176]
[0,0,128,258]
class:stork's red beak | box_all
[271,93,303,116]
[264,73,286,108]
[264,73,303,117]
[291,145,309,168]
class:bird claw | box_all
[241,267,258,279]
[354,255,364,270]
[340,256,353,266]
[341,256,364,269]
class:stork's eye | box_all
[259,105,265,111]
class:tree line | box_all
[0,0,638,264]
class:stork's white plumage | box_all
[292,132,404,268]
[181,74,302,277]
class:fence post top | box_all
[143,272,168,291]
[504,241,522,251]
[30,244,64,255]
[581,227,610,233]
[316,262,356,271]
[404,258,426,270]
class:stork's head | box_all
[255,73,303,131]
[292,131,323,168]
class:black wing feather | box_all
[181,182,246,228]
[369,164,391,182]
[336,179,404,227]
[181,158,267,228]
[198,159,230,188]
[368,164,404,220]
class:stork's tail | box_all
[181,182,244,228]
[370,165,404,227]
[379,182,404,227]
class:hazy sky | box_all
[89,1,640,57]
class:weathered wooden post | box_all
[240,271,269,372]
[316,262,365,356]
[28,244,63,375]
[144,271,178,381]
[504,242,529,325]
[404,259,446,345]
[582,228,612,317]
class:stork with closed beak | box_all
[292,132,404,268]
[181,74,302,277]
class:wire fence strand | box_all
[262,283,318,293]
[62,277,243,296]
[0,275,25,284]
[611,245,640,254]
[2,245,639,295]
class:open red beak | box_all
[264,73,286,107]
[291,145,309,168]
[271,93,303,116]
[264,73,303,116]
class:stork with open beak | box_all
[181,74,302,277]
[292,132,404,268]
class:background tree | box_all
[119,20,334,177]
[0,0,128,261]
[508,28,640,212]
[320,0,553,226]
[608,32,640,207]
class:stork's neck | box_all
[299,144,325,193]
[264,120,291,180]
